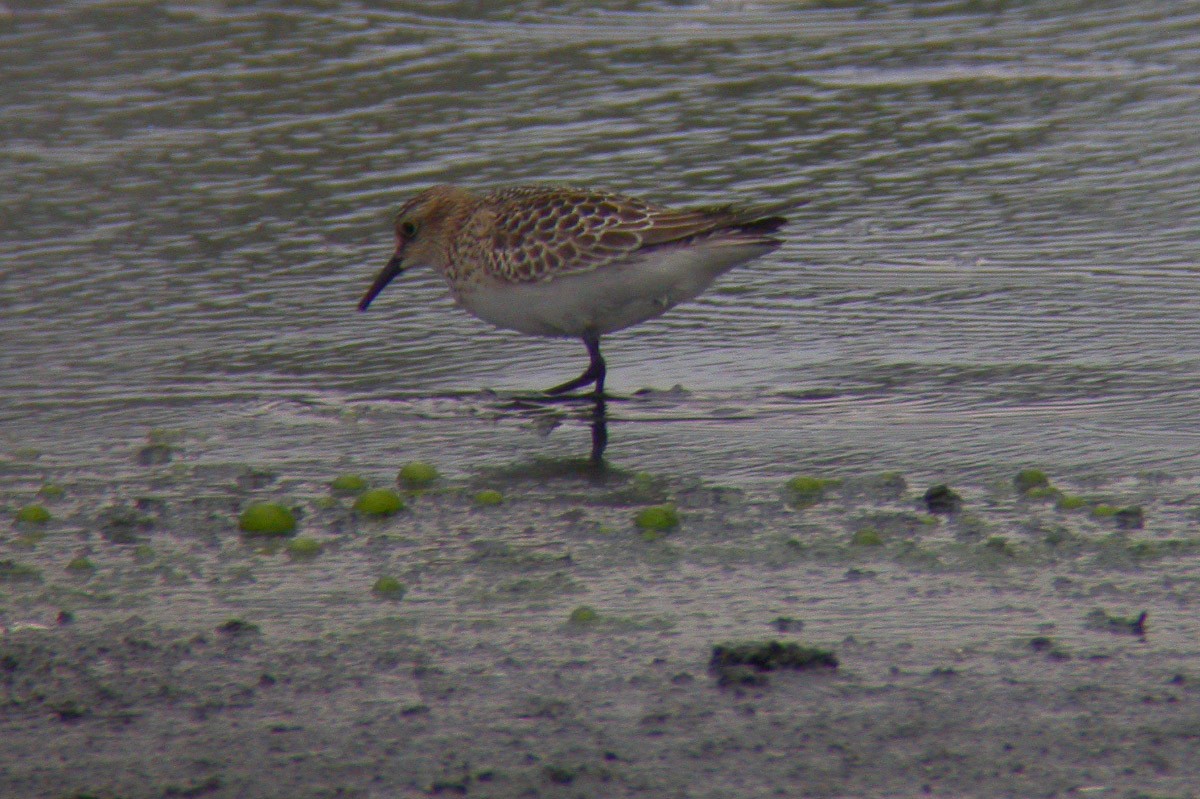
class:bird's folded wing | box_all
[484,187,797,283]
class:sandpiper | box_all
[358,185,789,395]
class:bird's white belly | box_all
[453,243,775,338]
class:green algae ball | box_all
[217,618,260,636]
[851,528,883,546]
[66,556,95,572]
[984,536,1015,556]
[784,476,839,509]
[872,471,908,499]
[15,505,51,525]
[148,428,186,446]
[330,474,369,493]
[1114,505,1144,530]
[38,483,65,499]
[1014,469,1050,495]
[372,575,406,599]
[287,537,322,559]
[398,461,439,488]
[1055,493,1087,511]
[923,484,963,515]
[1024,485,1059,501]
[238,502,296,536]
[354,488,405,517]
[568,605,599,625]
[473,489,504,507]
[635,504,679,532]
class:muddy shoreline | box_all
[3,447,1199,798]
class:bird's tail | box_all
[700,197,805,238]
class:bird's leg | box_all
[589,334,606,396]
[589,394,608,466]
[545,333,606,396]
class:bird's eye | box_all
[399,221,418,239]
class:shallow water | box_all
[4,2,1200,483]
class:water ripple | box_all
[3,3,1200,481]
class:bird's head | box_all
[358,185,471,311]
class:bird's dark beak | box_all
[358,250,405,311]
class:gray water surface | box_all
[4,2,1200,485]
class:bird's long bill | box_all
[358,252,405,311]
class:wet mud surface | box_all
[3,442,1199,799]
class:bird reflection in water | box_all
[588,395,608,465]
[498,393,610,468]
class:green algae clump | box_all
[1024,485,1060,501]
[287,537,322,559]
[473,489,504,506]
[38,483,65,499]
[984,535,1016,556]
[710,640,839,671]
[783,476,840,509]
[1014,469,1050,495]
[354,488,405,517]
[851,528,883,546]
[635,504,679,534]
[66,556,95,572]
[1114,505,1145,530]
[372,575,406,599]
[1055,493,1087,511]
[217,618,260,636]
[330,474,369,494]
[923,484,963,515]
[238,502,296,537]
[398,461,439,488]
[870,471,908,499]
[709,640,838,686]
[568,605,599,625]
[15,504,51,525]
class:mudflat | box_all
[3,454,1196,798]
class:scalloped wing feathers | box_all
[473,187,786,283]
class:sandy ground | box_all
[2,452,1199,799]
